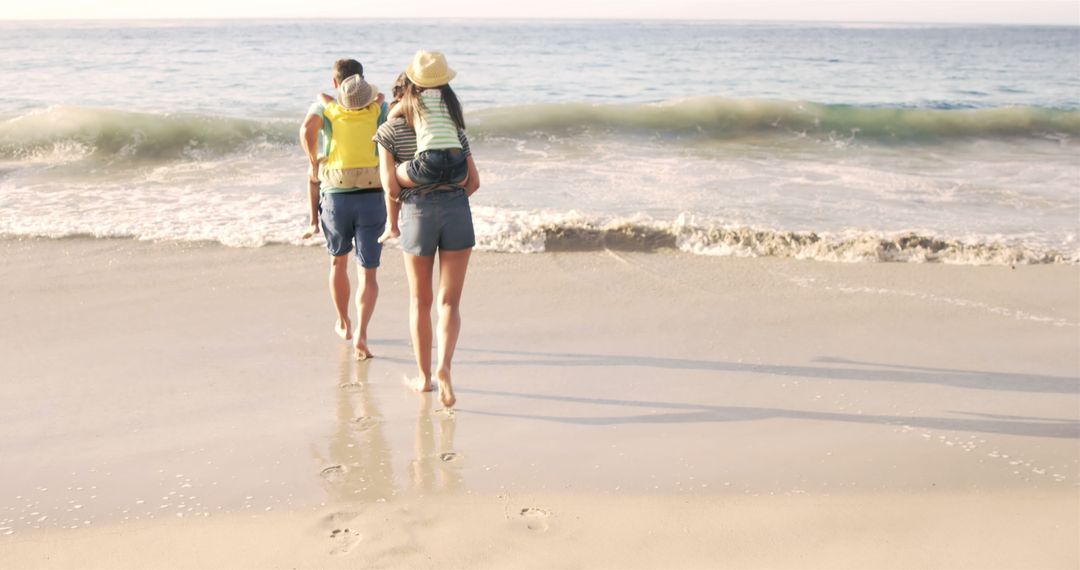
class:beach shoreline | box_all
[1,237,1077,568]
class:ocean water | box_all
[1,19,1078,263]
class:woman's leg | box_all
[435,247,472,408]
[403,252,436,391]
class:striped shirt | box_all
[373,116,471,199]
[414,90,464,153]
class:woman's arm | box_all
[463,155,480,197]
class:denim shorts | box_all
[406,149,468,186]
[399,188,475,257]
[319,190,387,267]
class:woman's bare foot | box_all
[405,374,432,393]
[377,226,400,244]
[354,334,373,361]
[335,317,352,341]
[436,369,456,409]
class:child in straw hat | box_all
[378,50,468,244]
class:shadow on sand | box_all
[457,387,1079,439]
[447,347,1079,395]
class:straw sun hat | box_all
[406,50,457,88]
[338,74,379,109]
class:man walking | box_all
[300,59,387,359]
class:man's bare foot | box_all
[354,335,373,361]
[436,369,456,408]
[405,374,433,393]
[377,226,400,244]
[335,318,352,341]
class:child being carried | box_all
[379,50,468,244]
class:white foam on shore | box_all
[1,119,1076,266]
[1,183,1075,265]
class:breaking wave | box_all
[0,106,295,162]
[3,98,1077,165]
[471,210,1076,265]
[471,98,1080,142]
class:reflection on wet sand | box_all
[316,348,463,508]
[411,393,463,495]
[315,351,396,504]
[310,351,471,557]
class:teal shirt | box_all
[306,99,389,194]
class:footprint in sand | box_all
[351,416,379,431]
[329,527,361,555]
[320,465,347,483]
[438,452,462,465]
[519,507,550,532]
[339,382,364,392]
[321,510,361,528]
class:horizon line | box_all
[0,16,1077,27]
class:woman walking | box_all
[374,53,480,408]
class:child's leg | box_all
[377,192,401,244]
[448,152,469,185]
[396,161,418,188]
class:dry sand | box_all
[0,237,1077,569]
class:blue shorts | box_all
[399,188,475,257]
[319,190,387,267]
[406,149,468,186]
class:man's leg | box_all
[321,194,354,341]
[354,267,378,359]
[353,192,386,360]
[329,254,352,341]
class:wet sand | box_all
[0,237,1077,569]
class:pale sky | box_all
[1,0,1077,25]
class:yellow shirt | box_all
[323,100,381,170]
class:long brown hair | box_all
[399,83,466,131]
[391,72,409,107]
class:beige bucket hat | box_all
[405,50,457,88]
[338,74,379,109]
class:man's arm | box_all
[300,113,323,177]
[299,113,324,238]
